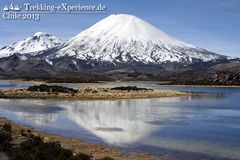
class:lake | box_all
[0,81,240,160]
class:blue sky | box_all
[0,0,239,57]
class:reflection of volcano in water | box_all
[64,98,184,144]
[0,89,239,160]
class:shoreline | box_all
[0,79,103,86]
[0,79,161,86]
[157,84,240,88]
[0,117,165,160]
[1,79,239,88]
[0,87,189,100]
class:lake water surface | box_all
[0,81,239,160]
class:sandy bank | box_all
[0,87,189,100]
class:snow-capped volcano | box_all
[57,14,226,64]
[0,32,63,58]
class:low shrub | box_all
[97,156,114,160]
[20,129,27,137]
[111,86,152,91]
[9,136,93,160]
[0,123,95,160]
[27,85,78,94]
[0,124,13,151]
[2,124,11,133]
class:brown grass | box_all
[0,87,189,100]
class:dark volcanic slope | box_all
[0,50,239,84]
[155,59,240,85]
[0,54,112,82]
[211,60,240,72]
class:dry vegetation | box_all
[0,85,189,100]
